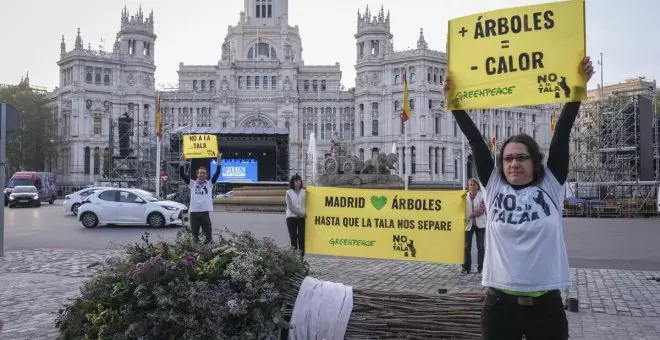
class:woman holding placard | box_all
[444,56,594,339]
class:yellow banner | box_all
[182,134,218,158]
[305,187,466,264]
[447,0,587,110]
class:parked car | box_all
[63,187,108,215]
[7,185,41,208]
[77,188,188,229]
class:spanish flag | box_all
[155,93,162,142]
[491,133,496,155]
[401,70,410,122]
[550,111,557,135]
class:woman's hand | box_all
[583,56,594,82]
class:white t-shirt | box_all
[481,167,570,292]
[188,180,214,213]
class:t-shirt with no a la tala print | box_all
[481,167,570,292]
[188,179,214,213]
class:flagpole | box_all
[156,133,161,197]
[461,133,466,190]
[155,92,161,198]
[404,120,408,191]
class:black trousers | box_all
[189,211,213,244]
[481,288,569,340]
[286,217,305,256]
[464,227,485,272]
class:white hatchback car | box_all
[63,187,108,215]
[77,188,188,228]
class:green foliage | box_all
[0,83,57,173]
[55,230,308,340]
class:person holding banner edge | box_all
[445,56,594,340]
[179,152,222,244]
[285,174,306,260]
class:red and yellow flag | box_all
[401,70,410,122]
[155,93,162,142]
[550,111,557,134]
[491,132,496,155]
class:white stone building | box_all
[48,1,552,190]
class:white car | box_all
[77,188,188,228]
[63,187,108,215]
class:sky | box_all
[0,0,658,91]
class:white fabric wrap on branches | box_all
[288,276,354,340]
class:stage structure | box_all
[566,90,659,217]
[164,126,290,198]
[103,103,158,191]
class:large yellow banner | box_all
[447,0,587,110]
[182,134,219,158]
[305,187,466,264]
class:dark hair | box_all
[289,174,303,189]
[497,133,545,186]
[197,166,208,174]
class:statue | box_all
[314,139,404,188]
[221,41,230,61]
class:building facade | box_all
[48,1,551,189]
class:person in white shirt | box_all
[179,153,222,244]
[445,56,594,340]
[462,178,486,274]
[285,174,306,259]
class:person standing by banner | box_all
[179,153,222,244]
[285,174,306,259]
[462,178,486,274]
[445,56,594,340]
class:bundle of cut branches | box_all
[281,276,484,340]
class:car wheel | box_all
[8,204,14,209]
[147,212,166,228]
[35,201,41,208]
[80,212,99,228]
[49,198,54,205]
[71,203,81,215]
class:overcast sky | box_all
[1,0,657,91]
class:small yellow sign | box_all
[305,186,466,264]
[182,134,218,159]
[447,0,587,110]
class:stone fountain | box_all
[314,138,404,188]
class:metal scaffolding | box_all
[566,90,659,217]
[99,106,158,191]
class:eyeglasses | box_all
[502,154,531,163]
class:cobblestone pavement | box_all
[1,250,660,339]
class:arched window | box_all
[93,147,100,175]
[372,119,378,136]
[86,67,93,83]
[84,147,91,174]
[394,100,400,111]
[359,148,364,161]
[103,74,110,85]
[371,148,380,159]
[360,120,364,137]
[271,76,277,89]
[411,146,417,174]
[321,80,327,91]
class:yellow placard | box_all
[182,134,218,158]
[447,0,587,110]
[305,187,466,264]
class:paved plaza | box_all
[1,204,660,339]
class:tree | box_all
[0,82,58,174]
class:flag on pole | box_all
[550,110,557,134]
[491,132,496,155]
[155,93,162,142]
[401,69,410,122]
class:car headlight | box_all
[162,205,178,211]
[9,195,15,200]
[33,195,39,200]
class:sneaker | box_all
[461,268,470,274]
